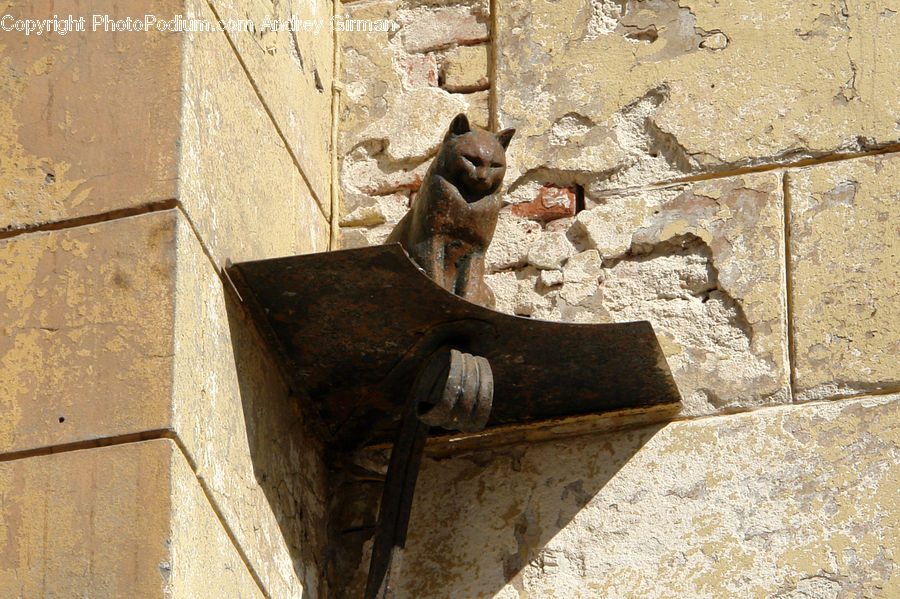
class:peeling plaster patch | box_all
[590,235,771,413]
[501,85,704,194]
[584,0,626,38]
[549,113,593,146]
[485,171,789,412]
[0,57,88,230]
[616,0,719,62]
[339,0,491,162]
[338,0,495,249]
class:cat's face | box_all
[438,114,515,201]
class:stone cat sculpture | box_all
[387,114,515,308]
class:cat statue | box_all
[387,114,515,308]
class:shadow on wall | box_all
[323,427,666,599]
[222,282,330,599]
[396,423,667,599]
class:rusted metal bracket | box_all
[225,243,681,597]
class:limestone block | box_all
[169,438,267,599]
[0,210,329,598]
[0,211,176,454]
[203,0,333,205]
[341,142,430,198]
[559,249,603,304]
[0,439,262,598]
[172,215,329,599]
[181,0,330,265]
[465,90,491,129]
[539,268,563,288]
[485,211,543,270]
[495,0,900,189]
[487,268,555,318]
[341,192,409,227]
[573,208,633,260]
[398,394,900,598]
[526,231,575,269]
[0,0,181,232]
[787,154,900,401]
[441,44,490,92]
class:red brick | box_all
[512,185,577,222]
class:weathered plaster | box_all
[172,213,329,599]
[487,172,790,414]
[180,0,330,267]
[205,0,334,206]
[0,0,182,232]
[495,0,900,189]
[0,209,330,599]
[0,211,176,453]
[338,0,494,246]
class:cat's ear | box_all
[448,113,471,136]
[497,128,516,149]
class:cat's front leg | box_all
[454,252,494,308]
[414,235,450,290]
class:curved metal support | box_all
[225,243,682,599]
[226,243,681,452]
[365,346,494,599]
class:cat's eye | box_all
[491,162,503,168]
[463,155,477,166]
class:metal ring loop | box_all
[416,347,493,433]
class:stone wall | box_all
[1,0,333,597]
[336,0,899,596]
[1,0,897,597]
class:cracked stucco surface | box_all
[487,171,790,414]
[334,2,900,595]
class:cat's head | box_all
[437,114,515,201]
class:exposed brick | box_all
[512,184,577,222]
